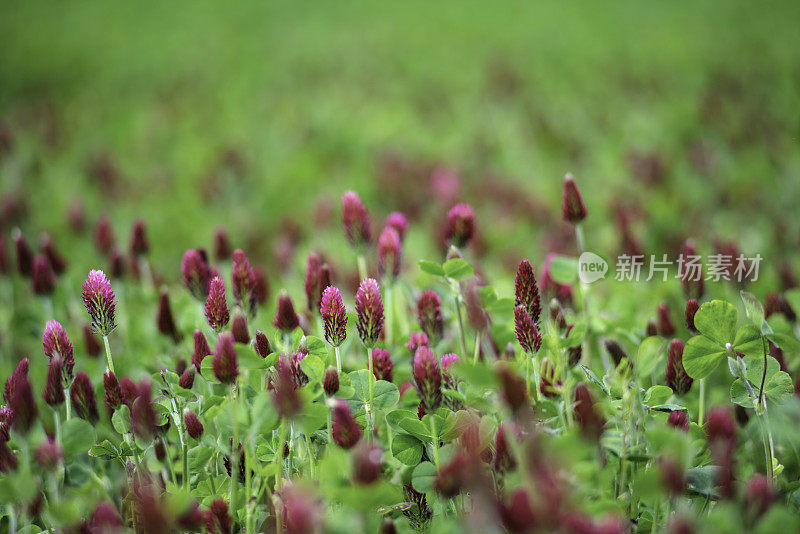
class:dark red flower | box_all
[71,372,99,425]
[254,330,271,358]
[497,363,528,415]
[666,340,693,395]
[274,291,301,332]
[130,379,157,439]
[34,439,63,470]
[212,333,239,384]
[745,474,776,518]
[499,488,539,533]
[83,323,102,358]
[184,409,204,439]
[251,266,269,309]
[573,382,605,441]
[514,305,542,353]
[93,215,115,254]
[13,230,33,277]
[385,212,408,241]
[82,269,117,336]
[231,249,256,315]
[667,410,689,432]
[331,399,361,449]
[9,373,37,434]
[377,227,402,280]
[657,302,675,337]
[320,286,347,347]
[204,277,230,332]
[192,330,211,371]
[181,249,210,300]
[39,233,67,274]
[323,366,339,396]
[445,203,475,247]
[604,339,628,367]
[353,442,382,485]
[104,370,122,410]
[32,255,56,295]
[88,503,123,532]
[685,299,699,333]
[272,355,302,419]
[4,358,29,404]
[417,290,443,343]
[434,450,471,497]
[204,498,232,534]
[371,348,394,382]
[129,218,149,257]
[705,407,736,445]
[43,320,74,385]
[493,421,521,473]
[157,290,181,343]
[231,313,250,344]
[659,455,686,496]
[342,191,371,248]
[562,173,587,224]
[213,227,232,261]
[356,278,384,348]
[43,357,65,407]
[304,252,323,312]
[279,482,322,534]
[514,259,541,325]
[179,367,195,390]
[413,347,442,416]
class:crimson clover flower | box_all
[342,191,371,248]
[371,348,394,382]
[212,333,239,384]
[82,270,117,336]
[204,277,230,332]
[562,173,587,224]
[331,398,361,449]
[514,305,541,353]
[71,371,99,425]
[355,278,383,348]
[274,291,300,333]
[413,346,442,416]
[665,339,693,395]
[377,227,402,281]
[445,203,475,247]
[181,249,211,300]
[514,259,541,325]
[320,286,347,347]
[43,320,74,387]
[417,290,443,343]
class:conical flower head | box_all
[130,380,157,438]
[377,227,402,280]
[514,259,541,324]
[331,398,362,449]
[93,215,115,254]
[83,323,102,358]
[103,369,122,410]
[34,439,63,471]
[320,286,347,347]
[192,330,211,371]
[304,252,323,312]
[9,373,36,434]
[665,339,693,395]
[43,357,65,406]
[355,278,384,348]
[342,191,371,248]
[667,410,689,432]
[181,249,210,300]
[82,270,117,336]
[157,290,181,343]
[212,333,239,384]
[514,305,542,353]
[413,347,442,415]
[496,363,528,415]
[745,474,776,519]
[573,382,605,441]
[385,212,408,242]
[405,332,429,354]
[705,407,736,445]
[562,173,587,224]
[353,441,383,485]
[323,366,339,396]
[213,227,232,261]
[657,302,675,337]
[371,348,394,382]
[179,367,196,390]
[254,330,272,358]
[71,371,99,425]
[685,299,699,333]
[231,249,256,315]
[43,320,74,386]
[129,218,149,257]
[13,230,33,277]
[272,354,302,419]
[231,313,250,344]
[204,277,230,332]
[39,233,67,274]
[4,358,29,404]
[446,203,475,247]
[32,255,56,295]
[184,409,204,439]
[417,290,443,343]
[273,291,300,332]
[604,339,628,367]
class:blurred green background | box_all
[1,0,799,282]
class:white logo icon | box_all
[578,252,608,284]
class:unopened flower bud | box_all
[342,191,371,248]
[323,366,339,396]
[181,249,210,300]
[32,256,56,295]
[192,330,211,371]
[666,340,693,395]
[667,410,689,432]
[371,348,394,382]
[657,303,675,337]
[413,347,442,416]
[231,313,250,344]
[378,227,402,281]
[353,442,382,485]
[445,203,475,247]
[274,291,300,332]
[685,299,699,333]
[573,382,605,441]
[179,367,195,390]
[417,290,443,344]
[129,218,149,257]
[157,289,181,343]
[514,305,542,353]
[254,330,271,358]
[562,173,587,224]
[331,399,361,449]
[212,333,238,384]
[184,409,204,439]
[104,369,122,410]
[71,371,99,425]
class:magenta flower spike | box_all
[82,269,117,337]
[204,277,230,332]
[93,215,115,254]
[157,289,181,343]
[685,299,699,333]
[416,290,443,344]
[445,203,475,248]
[562,173,587,224]
[323,366,340,396]
[231,313,250,344]
[413,346,442,416]
[39,233,67,274]
[274,291,300,333]
[212,333,239,384]
[667,410,689,432]
[179,367,196,390]
[272,354,302,419]
[231,249,256,315]
[320,286,347,348]
[192,329,211,371]
[355,278,383,348]
[665,339,693,395]
[371,348,394,382]
[254,330,271,358]
[184,409,204,439]
[43,320,74,387]
[657,302,675,337]
[341,191,371,248]
[9,372,36,434]
[103,369,122,410]
[405,332,430,354]
[353,442,383,485]
[514,259,541,325]
[181,249,211,300]
[213,227,232,261]
[129,218,149,257]
[13,229,33,277]
[377,227,402,281]
[514,305,542,353]
[385,212,408,242]
[331,398,362,449]
[573,382,605,441]
[43,357,65,407]
[70,371,99,425]
[130,379,157,439]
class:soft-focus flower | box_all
[93,215,115,254]
[32,255,56,295]
[679,240,704,299]
[204,277,230,332]
[705,407,736,444]
[445,203,475,247]
[355,278,383,348]
[514,305,541,353]
[434,450,474,498]
[666,340,693,395]
[604,339,628,367]
[413,347,442,416]
[342,191,371,248]
[274,291,301,332]
[417,290,443,343]
[539,358,562,399]
[192,330,211,371]
[83,323,102,358]
[104,370,122,410]
[132,479,173,534]
[685,299,699,333]
[331,399,361,449]
[204,498,233,534]
[213,333,239,384]
[181,249,210,300]
[320,286,347,347]
[371,348,394,382]
[13,230,33,277]
[496,363,528,415]
[157,289,181,343]
[129,218,149,256]
[179,367,195,390]
[745,474,776,519]
[562,173,587,224]
[184,409,204,439]
[39,233,67,274]
[88,503,123,532]
[43,357,65,407]
[43,320,74,386]
[659,455,686,496]
[71,371,99,425]
[514,259,541,325]
[402,483,433,531]
[278,482,323,534]
[82,270,117,336]
[657,302,675,337]
[304,252,323,312]
[499,487,539,532]
[353,442,382,485]
[4,358,29,404]
[405,332,430,355]
[231,313,250,344]
[493,421,521,473]
[377,227,402,280]
[272,355,302,419]
[231,249,257,315]
[323,366,339,396]
[254,330,271,358]
[130,379,157,439]
[573,382,605,441]
[385,212,408,241]
[213,227,232,261]
[34,439,62,470]
[667,410,689,432]
[9,371,37,434]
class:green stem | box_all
[244,442,253,534]
[698,379,706,427]
[385,282,393,346]
[366,346,374,441]
[334,346,342,373]
[525,353,531,397]
[453,292,468,358]
[650,499,660,534]
[64,388,71,421]
[472,331,481,364]
[274,421,287,491]
[163,438,177,486]
[429,417,440,468]
[229,386,239,523]
[357,254,368,282]
[103,335,115,374]
[327,409,333,447]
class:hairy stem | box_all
[366,346,375,441]
[64,388,71,422]
[698,379,706,427]
[429,416,439,468]
[229,386,239,522]
[103,335,115,374]
[357,254,368,282]
[334,346,342,373]
[453,291,468,359]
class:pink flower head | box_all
[13,230,33,277]
[43,357,65,407]
[192,330,211,371]
[304,252,323,312]
[231,313,250,344]
[184,409,204,439]
[43,320,74,385]
[445,203,475,247]
[9,372,36,434]
[405,332,430,354]
[496,363,528,415]
[278,482,323,534]
[130,379,157,438]
[385,212,408,241]
[440,353,461,370]
[231,249,256,315]
[666,340,693,395]
[377,227,402,280]
[342,191,371,248]
[320,286,347,347]
[204,498,232,534]
[331,399,361,449]
[181,249,210,300]
[323,366,339,396]
[745,474,776,518]
[273,291,300,332]
[179,367,195,390]
[204,277,230,332]
[70,371,99,425]
[514,259,541,325]
[129,218,149,257]
[413,347,442,416]
[93,215,115,254]
[355,278,383,348]
[32,255,56,296]
[562,173,587,224]
[353,442,383,485]
[272,354,302,419]
[212,333,239,384]
[371,348,394,382]
[514,305,542,353]
[82,269,117,336]
[416,290,443,343]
